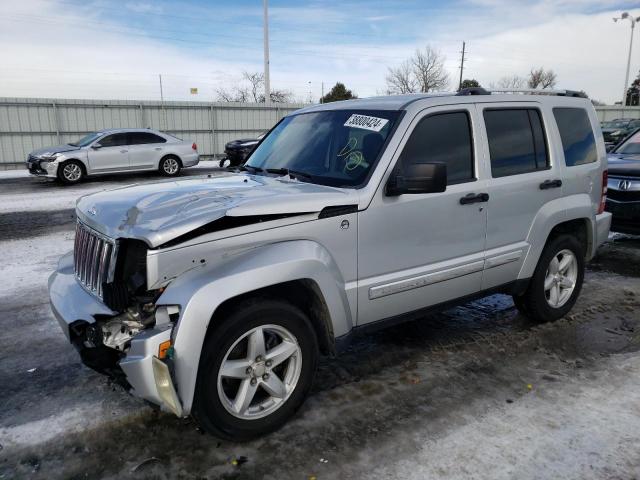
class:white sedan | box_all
[27,128,199,184]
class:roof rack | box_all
[487,89,588,98]
[456,88,588,98]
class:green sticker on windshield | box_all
[344,114,389,132]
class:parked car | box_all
[220,133,265,168]
[27,128,199,184]
[601,119,640,151]
[606,127,640,234]
[49,89,610,440]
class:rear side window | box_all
[128,132,167,145]
[399,111,474,184]
[484,109,549,177]
[553,108,597,166]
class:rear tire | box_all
[159,155,181,176]
[57,160,85,185]
[512,234,585,323]
[192,299,318,441]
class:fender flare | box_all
[155,239,353,413]
[519,193,594,279]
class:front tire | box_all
[192,299,318,440]
[57,160,85,185]
[513,234,585,322]
[159,156,181,176]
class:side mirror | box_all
[91,144,103,150]
[386,163,447,196]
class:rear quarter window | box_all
[553,108,597,166]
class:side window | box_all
[553,108,597,166]
[98,133,128,147]
[398,111,474,184]
[128,132,167,145]
[483,109,549,177]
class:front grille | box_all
[74,222,117,299]
[607,188,640,203]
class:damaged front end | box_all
[49,220,184,416]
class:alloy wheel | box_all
[163,158,179,174]
[63,163,82,181]
[217,324,302,420]
[544,249,578,308]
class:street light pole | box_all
[614,12,639,106]
[263,0,271,104]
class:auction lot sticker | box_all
[344,114,389,132]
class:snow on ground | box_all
[0,161,223,213]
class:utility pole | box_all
[614,13,639,106]
[159,74,166,130]
[458,41,466,91]
[321,82,324,103]
[263,0,271,104]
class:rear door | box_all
[87,133,129,172]
[476,102,564,289]
[127,132,168,169]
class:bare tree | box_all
[527,67,557,89]
[386,60,417,94]
[242,71,264,103]
[491,75,526,90]
[215,72,293,103]
[385,45,449,94]
[412,47,449,92]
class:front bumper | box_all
[27,157,58,178]
[49,252,184,416]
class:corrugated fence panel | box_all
[0,97,304,165]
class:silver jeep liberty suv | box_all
[49,88,611,440]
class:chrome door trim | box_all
[368,260,484,300]
[484,249,523,269]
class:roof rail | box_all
[488,89,588,98]
[456,87,491,96]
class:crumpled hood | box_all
[76,173,358,247]
[607,153,640,176]
[30,144,81,157]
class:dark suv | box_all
[606,128,640,234]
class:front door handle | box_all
[120,149,128,154]
[460,192,489,205]
[540,179,562,190]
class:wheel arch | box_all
[519,194,595,279]
[155,240,353,414]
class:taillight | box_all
[192,142,197,151]
[598,170,607,214]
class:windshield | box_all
[614,130,640,154]
[69,132,102,147]
[246,110,400,187]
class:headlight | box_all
[40,153,60,162]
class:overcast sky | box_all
[0,0,639,104]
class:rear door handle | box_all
[540,179,562,190]
[459,192,489,205]
[120,149,128,154]
[154,147,162,151]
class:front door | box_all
[357,105,489,325]
[88,133,130,172]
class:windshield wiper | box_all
[265,168,312,180]
[239,165,263,174]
